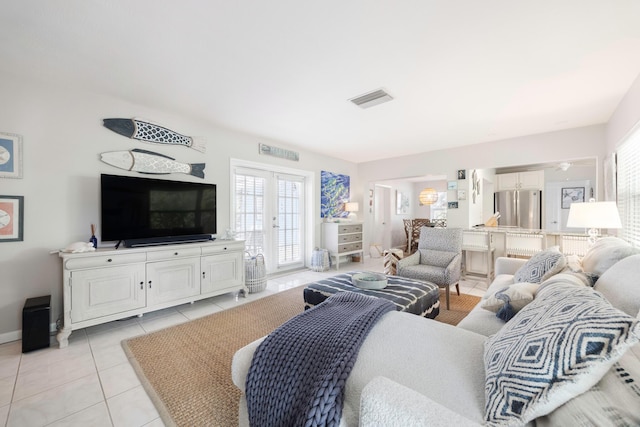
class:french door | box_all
[233,166,305,273]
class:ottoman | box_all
[303,272,440,318]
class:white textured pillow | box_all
[481,282,538,314]
[535,344,640,427]
[559,254,597,287]
[484,282,640,426]
[582,237,639,277]
[513,247,566,284]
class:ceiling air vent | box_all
[349,89,393,109]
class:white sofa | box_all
[232,237,640,426]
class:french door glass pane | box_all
[234,173,265,255]
[277,177,302,265]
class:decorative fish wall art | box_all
[103,118,207,153]
[100,149,206,178]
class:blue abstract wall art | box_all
[321,171,350,218]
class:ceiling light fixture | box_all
[558,162,571,171]
[419,188,438,205]
[349,89,393,109]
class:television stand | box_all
[123,234,214,248]
[57,239,246,348]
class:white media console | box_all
[57,239,246,348]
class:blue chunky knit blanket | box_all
[245,292,395,427]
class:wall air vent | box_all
[349,89,393,109]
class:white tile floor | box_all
[0,257,487,427]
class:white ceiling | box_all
[2,1,640,163]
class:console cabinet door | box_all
[70,264,146,323]
[146,257,200,307]
[201,252,244,295]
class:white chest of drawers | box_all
[322,222,365,270]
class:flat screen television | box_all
[101,174,216,247]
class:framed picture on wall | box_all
[396,190,410,214]
[457,170,466,180]
[448,201,458,209]
[0,195,24,242]
[447,181,457,190]
[561,187,585,209]
[0,132,23,179]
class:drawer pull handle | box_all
[140,282,144,290]
[224,247,227,250]
[107,259,112,263]
[148,281,152,288]
[174,252,179,256]
[202,272,206,279]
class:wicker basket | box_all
[245,252,267,293]
[311,248,331,272]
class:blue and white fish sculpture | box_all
[100,149,205,178]
[103,118,207,153]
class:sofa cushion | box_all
[581,236,638,277]
[594,253,640,317]
[419,249,456,268]
[535,343,640,427]
[481,282,538,321]
[484,281,640,426]
[513,247,565,284]
[345,311,488,425]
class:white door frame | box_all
[230,159,314,273]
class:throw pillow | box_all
[481,282,539,322]
[559,254,597,287]
[535,343,640,427]
[513,247,566,284]
[484,282,640,426]
[581,237,639,277]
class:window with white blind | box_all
[234,172,266,256]
[617,129,640,246]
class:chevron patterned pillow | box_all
[513,247,566,284]
[484,282,640,426]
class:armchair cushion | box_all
[419,249,456,268]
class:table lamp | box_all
[344,202,359,221]
[566,200,622,245]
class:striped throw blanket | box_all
[245,292,395,427]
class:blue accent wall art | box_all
[321,171,350,218]
[0,133,23,179]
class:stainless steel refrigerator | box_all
[494,190,542,229]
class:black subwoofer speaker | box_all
[22,295,51,353]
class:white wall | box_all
[606,73,640,151]
[0,74,357,340]
[358,125,608,252]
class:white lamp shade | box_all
[566,201,622,229]
[344,202,359,212]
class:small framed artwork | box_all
[0,132,23,179]
[0,195,24,242]
[457,190,466,200]
[457,169,466,180]
[447,181,458,190]
[561,187,585,209]
[396,190,410,214]
[448,201,458,209]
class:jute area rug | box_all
[122,286,481,427]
